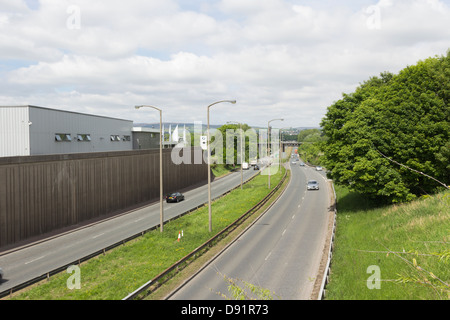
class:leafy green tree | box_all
[297,128,321,142]
[297,129,327,165]
[216,123,252,166]
[321,52,450,203]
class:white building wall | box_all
[1,105,133,157]
[28,106,133,155]
[0,106,31,157]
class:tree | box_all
[216,123,252,166]
[320,52,450,203]
[297,129,327,165]
[297,128,321,142]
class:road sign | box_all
[200,136,207,150]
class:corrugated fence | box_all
[0,148,208,249]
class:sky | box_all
[0,0,449,128]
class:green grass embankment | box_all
[326,186,449,300]
[9,165,286,300]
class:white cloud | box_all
[1,0,449,128]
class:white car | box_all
[307,180,320,190]
[0,267,4,282]
[315,166,323,171]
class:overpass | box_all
[282,140,300,151]
[255,140,300,153]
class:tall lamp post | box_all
[279,127,290,171]
[267,118,284,189]
[227,121,243,190]
[207,100,236,232]
[135,105,164,232]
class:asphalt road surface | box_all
[0,168,258,294]
[169,162,330,300]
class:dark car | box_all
[166,192,185,203]
[0,267,3,282]
[307,180,319,190]
[254,165,260,170]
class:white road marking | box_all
[92,233,105,239]
[25,255,45,265]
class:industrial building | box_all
[0,105,134,157]
[133,124,188,150]
[132,126,162,150]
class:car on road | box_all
[299,162,305,166]
[0,267,4,282]
[307,180,319,190]
[254,165,260,170]
[242,162,249,170]
[166,192,185,203]
[315,166,323,171]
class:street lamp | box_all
[207,100,236,232]
[279,127,291,171]
[135,105,164,232]
[227,121,243,190]
[267,118,284,189]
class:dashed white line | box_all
[92,233,105,239]
[282,229,287,236]
[25,255,46,265]
[265,252,272,261]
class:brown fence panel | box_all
[0,148,208,249]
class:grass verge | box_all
[325,186,450,300]
[211,164,237,178]
[7,166,286,300]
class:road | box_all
[0,168,258,295]
[169,161,331,300]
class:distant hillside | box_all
[135,123,320,132]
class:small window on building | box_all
[77,134,91,142]
[110,135,120,141]
[123,135,131,141]
[55,133,72,142]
